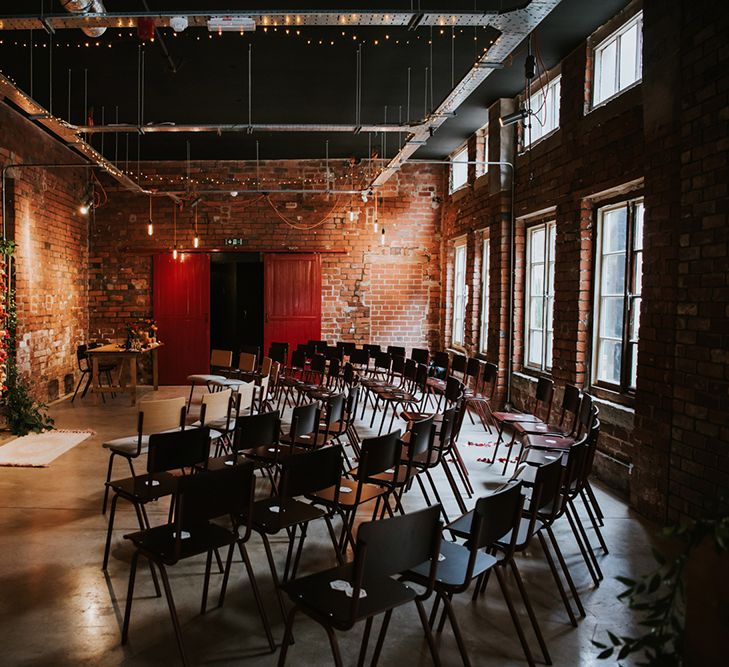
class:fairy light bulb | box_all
[193,236,199,248]
[380,227,386,245]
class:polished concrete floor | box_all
[0,385,661,666]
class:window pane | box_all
[546,332,553,368]
[630,297,641,341]
[634,250,643,295]
[529,331,543,366]
[597,339,622,384]
[597,38,618,103]
[629,342,638,389]
[546,296,554,332]
[602,207,627,252]
[530,265,544,296]
[451,148,468,191]
[530,228,545,262]
[619,24,639,89]
[600,296,625,338]
[530,296,544,329]
[601,253,626,295]
[480,240,490,353]
[634,202,644,250]
[453,244,467,344]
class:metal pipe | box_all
[73,122,414,134]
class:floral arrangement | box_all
[125,318,158,349]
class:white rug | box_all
[0,429,94,467]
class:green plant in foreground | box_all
[593,515,729,666]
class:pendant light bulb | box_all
[374,220,378,233]
[147,222,154,236]
[193,236,199,249]
[349,209,355,222]
[79,204,89,215]
[380,227,386,246]
[172,246,178,260]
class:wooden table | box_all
[87,342,162,406]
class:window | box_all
[452,240,468,346]
[475,123,489,178]
[450,145,468,193]
[525,221,556,370]
[479,238,490,353]
[593,199,644,392]
[524,76,561,147]
[593,12,643,106]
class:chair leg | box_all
[546,525,585,617]
[369,609,393,667]
[218,543,235,607]
[240,541,277,652]
[564,502,600,586]
[187,382,196,411]
[568,500,603,580]
[581,489,609,554]
[200,548,214,615]
[323,623,344,667]
[441,593,471,667]
[71,372,86,403]
[537,530,577,627]
[102,492,119,570]
[102,453,117,514]
[441,459,467,515]
[324,514,345,566]
[356,616,374,667]
[510,560,552,665]
[425,469,450,525]
[261,532,289,624]
[81,372,93,399]
[121,550,140,645]
[415,598,442,667]
[158,563,190,667]
[494,566,536,667]
[585,480,605,524]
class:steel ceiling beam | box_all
[0,9,522,31]
[368,0,561,190]
[75,122,414,134]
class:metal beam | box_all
[0,9,508,31]
[368,0,561,189]
[75,122,414,135]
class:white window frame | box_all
[593,11,643,107]
[592,198,644,393]
[523,75,561,148]
[524,221,556,371]
[479,237,490,354]
[475,122,489,178]
[452,239,468,347]
[450,145,469,193]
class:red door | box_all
[153,253,210,385]
[264,253,321,363]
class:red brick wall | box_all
[89,161,444,354]
[0,103,89,403]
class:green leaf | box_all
[607,631,621,646]
[615,576,636,586]
[617,644,634,660]
[591,641,608,649]
[597,648,614,660]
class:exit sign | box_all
[225,238,244,246]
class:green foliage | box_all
[593,514,729,666]
[1,242,55,436]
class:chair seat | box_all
[107,472,179,502]
[378,389,416,403]
[522,449,568,467]
[496,516,544,549]
[426,377,446,392]
[308,478,387,508]
[241,444,309,463]
[191,417,233,433]
[524,433,574,449]
[209,378,254,391]
[512,421,567,437]
[102,435,149,455]
[492,411,543,424]
[281,562,416,630]
[408,539,498,587]
[124,522,235,566]
[187,373,227,383]
[251,496,326,534]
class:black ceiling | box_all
[0,1,629,161]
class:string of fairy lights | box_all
[0,25,496,50]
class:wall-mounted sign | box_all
[225,238,244,246]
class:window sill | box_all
[589,79,642,114]
[450,186,471,202]
[589,384,635,409]
[520,127,560,153]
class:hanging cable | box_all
[265,194,342,231]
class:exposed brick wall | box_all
[0,103,89,403]
[89,161,444,355]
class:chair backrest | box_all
[438,406,457,453]
[325,345,342,360]
[387,345,406,357]
[363,343,381,357]
[444,376,464,403]
[560,384,582,429]
[289,402,319,440]
[236,381,257,414]
[530,458,565,524]
[533,377,554,421]
[342,362,355,386]
[201,388,232,423]
[175,463,255,543]
[139,396,186,435]
[261,356,273,377]
[269,361,281,389]
[237,352,257,373]
[290,349,307,370]
[481,362,498,398]
[345,384,361,420]
[349,348,369,366]
[411,348,429,364]
[373,351,391,372]
[238,345,260,364]
[327,356,341,380]
[308,339,327,354]
[470,482,524,556]
[147,427,211,474]
[414,362,429,390]
[402,358,417,382]
[309,353,327,375]
[323,393,346,428]
[563,436,590,498]
[354,505,442,583]
[390,354,405,376]
[76,344,89,371]
[432,351,450,372]
[210,349,233,369]
[451,354,467,375]
[337,341,357,355]
[575,392,594,436]
[268,342,288,365]
[279,444,343,498]
[233,410,281,451]
[358,430,402,479]
[406,416,435,460]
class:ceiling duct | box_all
[60,0,107,37]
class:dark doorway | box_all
[210,253,264,360]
